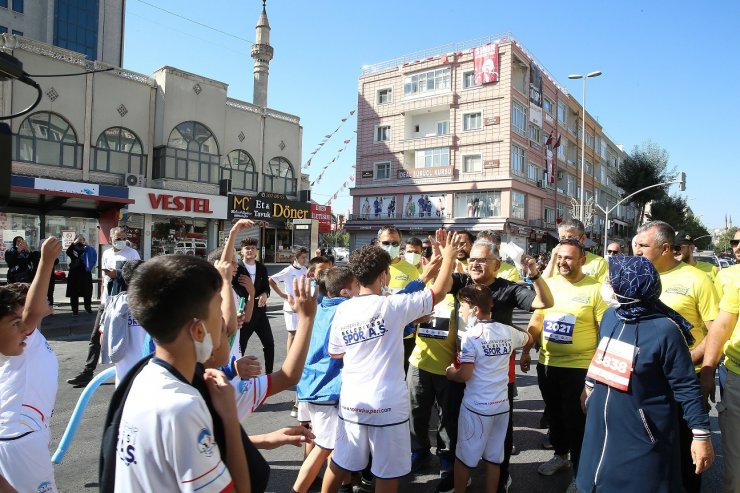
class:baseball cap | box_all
[674,230,694,246]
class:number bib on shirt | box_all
[586,337,636,391]
[543,313,576,344]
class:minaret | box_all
[251,0,273,107]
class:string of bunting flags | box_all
[326,168,356,206]
[302,108,357,169]
[310,134,356,187]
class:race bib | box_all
[587,337,636,391]
[543,313,576,344]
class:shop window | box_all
[153,121,220,184]
[15,111,81,168]
[453,191,501,218]
[92,126,145,175]
[263,157,297,195]
[222,150,257,191]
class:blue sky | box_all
[123,0,738,230]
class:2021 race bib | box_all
[586,337,636,391]
[543,313,576,344]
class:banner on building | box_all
[402,193,447,218]
[311,204,332,233]
[359,195,396,219]
[228,192,310,225]
[473,43,499,85]
[529,63,543,127]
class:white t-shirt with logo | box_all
[0,329,58,438]
[328,290,434,426]
[100,246,140,303]
[115,360,232,493]
[459,321,529,416]
[270,264,307,312]
[233,374,271,422]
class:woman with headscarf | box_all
[576,256,714,493]
[66,235,96,315]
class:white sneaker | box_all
[565,478,578,493]
[537,455,571,476]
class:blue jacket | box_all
[296,296,347,403]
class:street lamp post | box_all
[568,70,602,223]
[595,174,685,257]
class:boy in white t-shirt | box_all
[445,284,532,493]
[322,230,460,493]
[0,237,62,493]
[269,247,309,349]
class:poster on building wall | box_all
[473,43,499,85]
[358,195,396,219]
[402,193,447,218]
[529,63,543,127]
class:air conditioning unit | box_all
[150,178,167,189]
[537,180,544,188]
[557,188,565,194]
[124,173,145,187]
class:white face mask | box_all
[600,282,640,308]
[112,240,127,250]
[382,244,401,259]
[192,322,214,364]
[404,252,422,266]
[466,312,478,328]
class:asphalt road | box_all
[47,308,723,492]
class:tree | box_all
[716,227,739,255]
[647,194,711,249]
[614,141,675,228]
[321,230,349,247]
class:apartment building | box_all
[346,34,636,254]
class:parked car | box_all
[174,240,207,257]
[334,247,349,261]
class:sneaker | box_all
[66,370,93,386]
[565,478,578,493]
[537,455,571,476]
[411,449,432,472]
[290,406,298,418]
[338,485,353,493]
[352,477,373,493]
[511,444,519,455]
[504,475,512,492]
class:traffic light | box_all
[678,171,686,192]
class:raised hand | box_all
[287,276,318,319]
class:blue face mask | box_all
[382,244,400,259]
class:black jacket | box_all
[4,247,40,283]
[233,260,270,310]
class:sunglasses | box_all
[731,239,740,248]
[381,241,400,247]
[469,258,492,264]
[607,250,620,255]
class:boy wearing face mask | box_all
[446,284,531,493]
[405,237,425,274]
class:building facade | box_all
[0,22,307,269]
[0,0,125,65]
[347,34,636,254]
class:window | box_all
[16,111,80,168]
[153,121,220,184]
[557,139,566,159]
[0,26,7,34]
[600,140,607,160]
[462,71,475,89]
[415,147,449,168]
[375,125,390,142]
[511,145,526,175]
[11,0,21,13]
[264,157,297,194]
[11,29,21,36]
[54,0,99,60]
[511,191,526,219]
[543,98,553,114]
[512,101,526,135]
[557,202,565,221]
[221,150,257,191]
[403,67,451,96]
[374,161,391,180]
[527,163,539,182]
[453,191,501,218]
[585,132,594,149]
[600,165,607,184]
[567,174,576,196]
[557,102,566,123]
[586,161,593,175]
[377,88,392,104]
[545,208,556,224]
[93,127,145,175]
[529,125,540,143]
[436,121,449,135]
[463,154,481,173]
[463,112,482,131]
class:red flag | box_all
[545,131,554,147]
[554,134,562,148]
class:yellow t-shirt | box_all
[497,262,520,282]
[719,267,740,373]
[715,264,740,299]
[658,262,719,352]
[388,259,419,293]
[552,251,608,283]
[694,260,719,285]
[409,293,457,375]
[536,275,608,369]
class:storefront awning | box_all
[6,175,132,215]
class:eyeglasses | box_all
[607,250,620,255]
[469,258,492,264]
[381,241,400,247]
[731,239,740,248]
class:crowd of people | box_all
[0,216,739,493]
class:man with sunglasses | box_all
[476,231,520,282]
[634,220,719,493]
[520,239,608,493]
[673,230,719,284]
[543,219,608,283]
[436,238,553,493]
[606,242,622,256]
